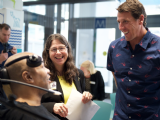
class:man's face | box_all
[0,27,11,43]
[31,63,51,90]
[117,12,141,42]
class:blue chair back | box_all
[92,100,112,120]
[110,93,116,118]
[110,93,116,110]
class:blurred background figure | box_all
[80,60,105,100]
[0,23,17,68]
[0,23,17,100]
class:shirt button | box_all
[129,116,131,119]
[132,55,134,57]
[130,68,132,70]
[128,91,130,93]
[129,79,131,82]
[128,104,130,106]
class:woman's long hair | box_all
[42,34,78,85]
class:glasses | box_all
[49,46,68,53]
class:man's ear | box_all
[139,14,144,25]
[22,71,34,83]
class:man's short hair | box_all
[0,23,11,30]
[117,0,147,27]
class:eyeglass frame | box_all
[48,46,68,53]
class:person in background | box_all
[107,0,160,119]
[0,52,59,120]
[80,60,105,100]
[0,23,17,68]
[0,23,17,100]
[41,33,93,120]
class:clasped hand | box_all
[53,103,68,118]
[82,91,93,104]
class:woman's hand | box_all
[82,91,93,104]
[53,103,68,117]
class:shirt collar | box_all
[138,30,151,49]
[121,28,151,49]
[121,36,127,48]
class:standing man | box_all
[0,23,17,100]
[0,23,17,69]
[107,0,160,120]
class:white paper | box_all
[66,89,100,120]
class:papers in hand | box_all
[66,89,100,120]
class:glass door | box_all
[95,28,115,93]
[27,23,44,57]
[76,29,94,68]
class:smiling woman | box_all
[41,33,93,120]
